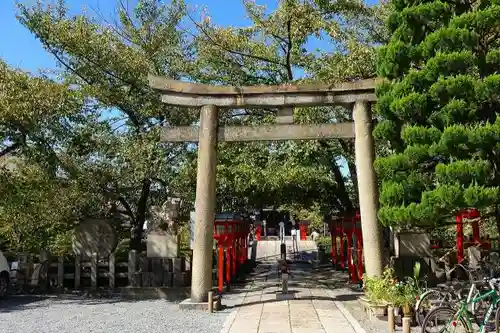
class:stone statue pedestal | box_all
[146,231,180,258]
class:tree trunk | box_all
[318,140,354,213]
[330,161,354,213]
[130,224,143,252]
[129,178,152,252]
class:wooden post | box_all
[152,259,163,287]
[91,252,98,291]
[173,257,184,287]
[128,250,138,287]
[208,291,214,313]
[402,317,410,333]
[74,255,81,290]
[162,259,173,287]
[109,253,115,289]
[57,256,64,290]
[387,306,395,333]
[456,214,464,263]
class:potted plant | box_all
[362,267,395,316]
[387,262,425,318]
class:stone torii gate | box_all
[149,75,384,304]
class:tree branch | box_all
[186,11,287,67]
[285,18,294,81]
[0,142,22,158]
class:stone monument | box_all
[146,198,181,258]
[72,219,118,258]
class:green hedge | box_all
[316,236,332,250]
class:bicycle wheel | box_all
[494,305,500,333]
[415,290,452,327]
[421,306,470,333]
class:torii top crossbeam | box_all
[148,75,381,108]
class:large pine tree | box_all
[375,0,500,229]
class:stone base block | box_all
[276,292,295,301]
[179,296,222,311]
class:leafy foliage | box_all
[375,0,500,228]
[0,0,388,253]
[179,0,387,215]
[16,0,195,250]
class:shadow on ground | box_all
[0,287,191,313]
[222,293,359,310]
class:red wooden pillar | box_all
[339,232,345,269]
[218,244,224,293]
[347,230,358,283]
[225,223,232,285]
[232,238,237,277]
[300,223,307,240]
[347,231,352,276]
[239,236,244,263]
[340,217,346,269]
[244,236,248,261]
[256,225,262,241]
[456,214,464,263]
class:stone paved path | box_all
[219,261,366,333]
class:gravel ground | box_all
[0,296,229,333]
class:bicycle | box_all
[415,251,484,327]
[420,278,500,333]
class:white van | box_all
[0,250,10,298]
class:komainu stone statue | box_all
[146,198,181,258]
[147,198,181,234]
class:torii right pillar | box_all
[353,100,384,278]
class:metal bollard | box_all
[402,317,410,333]
[280,243,286,260]
[387,306,395,333]
[208,291,214,313]
[282,273,289,294]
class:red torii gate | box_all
[329,211,363,284]
[213,213,249,293]
[456,208,482,263]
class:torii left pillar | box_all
[191,105,218,303]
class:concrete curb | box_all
[334,300,367,333]
[219,310,238,333]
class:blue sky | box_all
[0,0,282,72]
[0,0,355,175]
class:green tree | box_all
[17,0,195,250]
[8,0,388,253]
[180,0,387,215]
[375,0,500,230]
[0,59,106,253]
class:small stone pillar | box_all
[353,100,383,277]
[191,104,218,302]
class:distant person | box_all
[248,223,255,242]
[291,225,299,254]
[279,221,285,242]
